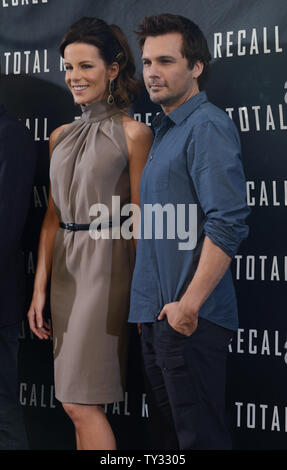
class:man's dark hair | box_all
[135,13,211,90]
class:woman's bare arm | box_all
[27,125,67,339]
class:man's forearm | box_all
[178,236,231,318]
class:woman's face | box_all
[64,42,117,106]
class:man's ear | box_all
[192,60,204,79]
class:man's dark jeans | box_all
[141,316,233,450]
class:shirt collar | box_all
[153,90,208,129]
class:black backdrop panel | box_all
[0,0,287,449]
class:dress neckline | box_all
[80,99,120,122]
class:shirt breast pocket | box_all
[151,163,170,193]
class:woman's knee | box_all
[62,402,82,424]
[62,402,104,425]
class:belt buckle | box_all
[67,223,74,232]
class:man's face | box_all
[142,32,202,113]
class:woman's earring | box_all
[107,79,115,105]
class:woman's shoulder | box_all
[50,124,69,143]
[121,113,153,144]
[49,123,72,155]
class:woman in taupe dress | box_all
[27,17,153,450]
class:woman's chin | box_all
[73,96,86,106]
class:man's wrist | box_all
[178,293,200,319]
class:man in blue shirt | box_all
[129,14,250,450]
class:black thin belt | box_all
[59,216,130,232]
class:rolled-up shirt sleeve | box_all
[187,118,250,258]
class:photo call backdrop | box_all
[0,0,287,450]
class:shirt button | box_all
[149,155,153,161]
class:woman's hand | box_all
[27,291,51,340]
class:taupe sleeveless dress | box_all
[49,100,135,404]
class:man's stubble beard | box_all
[148,89,184,107]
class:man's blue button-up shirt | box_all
[128,91,250,331]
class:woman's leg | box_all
[62,403,116,450]
[75,431,82,450]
